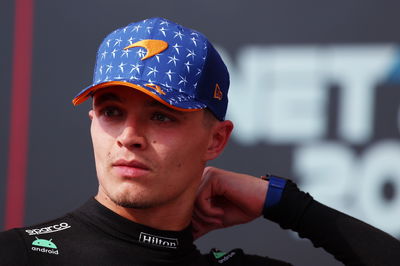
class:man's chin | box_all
[114,199,154,209]
[110,193,156,209]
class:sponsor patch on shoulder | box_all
[25,222,71,235]
[31,237,59,255]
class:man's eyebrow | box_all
[93,93,123,106]
[146,100,184,115]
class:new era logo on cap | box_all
[213,83,223,100]
[72,17,230,120]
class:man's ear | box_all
[89,110,94,120]
[204,120,234,161]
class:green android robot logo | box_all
[213,251,226,259]
[32,237,58,249]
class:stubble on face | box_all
[91,88,214,215]
[107,188,155,209]
[96,151,170,210]
[93,132,204,212]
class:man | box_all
[1,17,399,265]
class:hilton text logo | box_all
[139,232,178,249]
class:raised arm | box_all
[192,166,400,266]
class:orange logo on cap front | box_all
[124,40,168,61]
[145,83,166,95]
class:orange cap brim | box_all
[72,81,203,113]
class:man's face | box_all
[89,86,217,210]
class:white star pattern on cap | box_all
[101,50,108,60]
[85,18,223,113]
[136,49,146,58]
[121,49,130,58]
[165,70,174,81]
[111,49,118,58]
[178,75,188,86]
[168,55,179,66]
[129,63,142,74]
[160,20,170,26]
[196,68,202,76]
[172,43,182,54]
[155,54,161,63]
[147,66,158,77]
[159,27,167,36]
[174,31,184,40]
[146,26,153,33]
[95,19,203,89]
[118,62,126,73]
[184,61,192,73]
[114,38,122,47]
[105,64,113,73]
[131,25,142,32]
[186,49,196,60]
[127,37,134,45]
[190,37,198,46]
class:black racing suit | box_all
[0,181,399,265]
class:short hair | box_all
[203,108,219,128]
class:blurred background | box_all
[1,0,400,265]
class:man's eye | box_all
[151,112,172,122]
[101,107,123,117]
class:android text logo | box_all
[31,237,59,255]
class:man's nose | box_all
[116,121,147,150]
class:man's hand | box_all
[192,166,268,239]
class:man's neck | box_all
[94,193,194,231]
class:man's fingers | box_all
[191,214,223,240]
[195,178,225,216]
[193,208,223,227]
[195,197,225,218]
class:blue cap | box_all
[72,17,229,120]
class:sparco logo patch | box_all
[25,222,71,235]
[139,232,178,249]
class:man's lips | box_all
[112,159,150,169]
[112,159,150,178]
